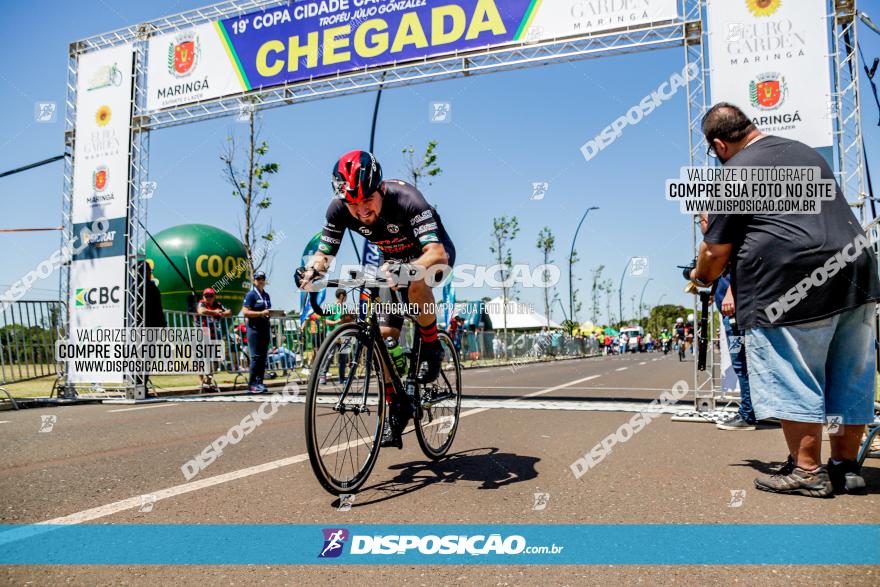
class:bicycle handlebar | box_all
[295,266,410,319]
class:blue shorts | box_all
[745,303,877,424]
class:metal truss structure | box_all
[59,0,866,401]
[681,0,716,410]
[832,0,869,225]
[125,29,152,396]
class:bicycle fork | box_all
[332,329,373,416]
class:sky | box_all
[2,0,880,327]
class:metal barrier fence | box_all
[0,301,66,386]
[0,300,599,397]
[457,329,599,365]
[164,311,600,379]
[163,310,310,385]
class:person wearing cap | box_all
[135,261,166,398]
[196,288,231,393]
[242,271,272,393]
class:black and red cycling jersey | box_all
[318,179,455,263]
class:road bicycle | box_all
[296,269,462,495]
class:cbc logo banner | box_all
[75,286,122,308]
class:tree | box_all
[590,265,605,324]
[402,140,442,189]
[489,215,519,354]
[560,319,579,333]
[220,107,280,277]
[603,278,614,325]
[568,248,584,332]
[642,304,690,335]
[536,227,556,328]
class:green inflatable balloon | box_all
[145,224,251,315]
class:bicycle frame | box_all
[301,270,462,493]
[308,278,423,413]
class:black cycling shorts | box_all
[377,241,455,331]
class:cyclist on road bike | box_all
[658,328,671,354]
[298,150,456,449]
[674,318,686,344]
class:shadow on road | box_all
[731,458,880,494]
[339,447,540,508]
[732,458,790,475]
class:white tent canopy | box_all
[485,297,561,330]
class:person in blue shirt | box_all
[714,273,757,430]
[242,270,272,393]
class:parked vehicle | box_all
[619,326,644,353]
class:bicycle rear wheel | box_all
[305,323,385,495]
[415,331,462,459]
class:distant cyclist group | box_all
[597,320,693,360]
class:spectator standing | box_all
[714,275,757,431]
[322,289,353,384]
[141,262,166,329]
[693,102,880,497]
[448,315,464,353]
[242,271,273,393]
[492,335,505,359]
[135,262,166,398]
[195,287,231,392]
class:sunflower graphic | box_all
[746,0,781,17]
[95,105,112,127]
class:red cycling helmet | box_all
[331,150,383,203]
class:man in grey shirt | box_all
[691,102,880,497]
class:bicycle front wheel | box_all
[304,323,386,495]
[415,331,462,459]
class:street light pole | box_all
[568,206,599,331]
[618,256,634,327]
[638,278,654,320]
[349,73,387,265]
[555,298,569,324]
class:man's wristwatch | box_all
[690,269,711,288]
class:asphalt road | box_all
[1,353,878,585]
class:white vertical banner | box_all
[72,45,134,223]
[69,44,134,383]
[706,0,833,156]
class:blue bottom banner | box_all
[0,524,877,565]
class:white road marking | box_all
[639,361,647,366]
[6,373,602,531]
[464,386,652,391]
[615,367,628,372]
[165,384,676,400]
[107,404,180,413]
[460,374,601,418]
[541,386,676,392]
[0,421,10,424]
[460,399,692,413]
